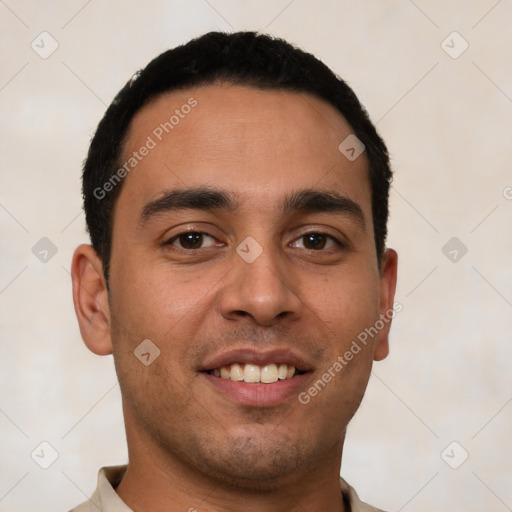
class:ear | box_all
[373,249,398,361]
[71,244,113,355]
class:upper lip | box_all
[200,347,314,372]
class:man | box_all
[71,31,398,512]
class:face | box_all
[79,84,397,488]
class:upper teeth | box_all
[211,363,295,383]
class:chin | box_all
[194,432,308,490]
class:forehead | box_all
[117,84,370,214]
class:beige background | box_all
[1,1,511,510]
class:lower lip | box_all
[202,372,310,407]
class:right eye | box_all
[166,232,219,250]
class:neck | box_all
[116,423,347,512]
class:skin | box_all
[72,84,397,512]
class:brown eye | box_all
[291,233,338,251]
[303,233,327,250]
[169,232,217,250]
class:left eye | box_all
[290,233,339,250]
[167,232,218,250]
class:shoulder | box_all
[340,477,388,512]
[68,466,130,512]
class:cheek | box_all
[111,260,216,337]
[303,266,380,345]
[305,265,380,410]
[108,259,224,384]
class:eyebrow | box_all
[139,187,237,226]
[283,189,366,229]
[138,186,365,230]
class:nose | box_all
[219,243,303,326]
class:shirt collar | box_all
[71,465,385,512]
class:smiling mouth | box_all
[205,363,306,384]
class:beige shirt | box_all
[71,466,386,512]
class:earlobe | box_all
[374,248,398,362]
[71,244,113,356]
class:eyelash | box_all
[164,230,344,251]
